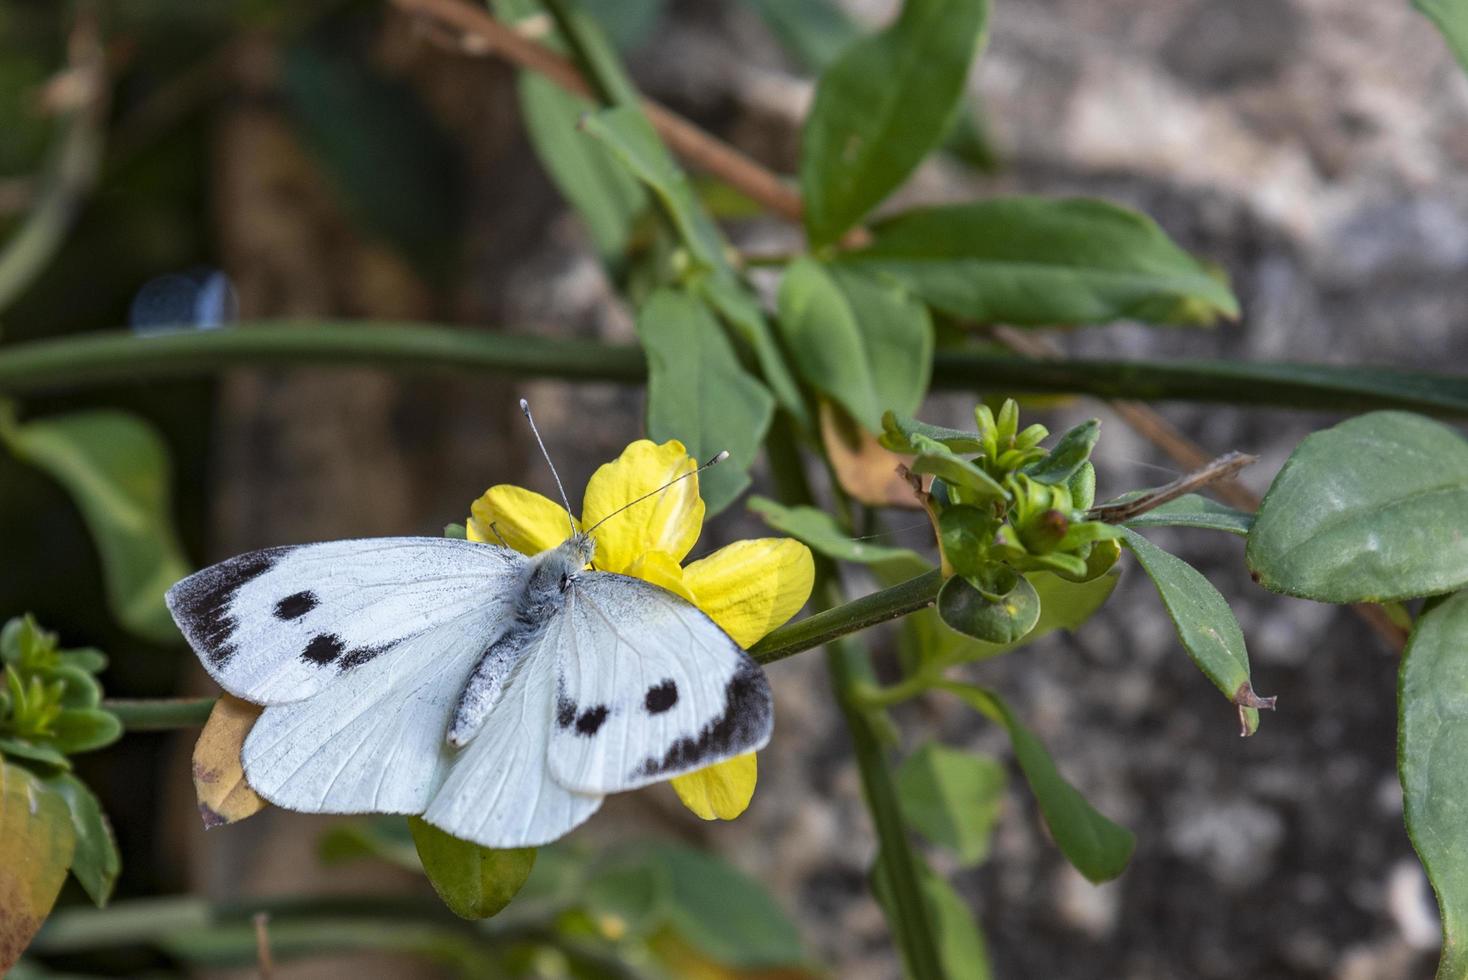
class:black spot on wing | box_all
[556,692,577,729]
[575,705,609,736]
[632,658,772,779]
[274,590,318,620]
[338,644,391,671]
[302,634,345,665]
[165,547,289,668]
[645,679,678,714]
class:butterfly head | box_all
[529,533,596,595]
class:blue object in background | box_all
[129,269,238,334]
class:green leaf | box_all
[745,0,863,71]
[1119,493,1254,536]
[1247,411,1468,604]
[908,441,1006,503]
[872,848,993,979]
[1120,528,1271,735]
[581,0,665,49]
[39,772,119,908]
[800,0,990,247]
[583,859,670,939]
[1400,590,1468,979]
[317,816,420,871]
[635,288,774,515]
[1416,0,1468,75]
[0,736,70,770]
[944,684,1134,882]
[694,273,809,426]
[880,411,985,455]
[48,709,121,755]
[441,523,467,541]
[938,573,1041,644]
[0,409,190,643]
[0,761,75,976]
[282,40,462,278]
[642,843,805,968]
[748,496,924,565]
[897,742,1006,865]
[581,106,726,271]
[407,818,536,920]
[776,258,932,431]
[1024,419,1100,485]
[519,72,646,263]
[843,198,1239,326]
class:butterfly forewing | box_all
[167,537,525,705]
[545,572,774,795]
[242,609,504,815]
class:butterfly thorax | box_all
[446,534,594,748]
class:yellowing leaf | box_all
[192,695,267,828]
[0,761,75,973]
[819,402,920,508]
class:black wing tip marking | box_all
[632,658,772,779]
[166,547,292,668]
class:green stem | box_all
[764,419,944,980]
[0,322,645,393]
[5,324,1468,416]
[104,697,216,730]
[749,570,940,665]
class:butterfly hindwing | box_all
[423,616,604,848]
[545,572,774,795]
[167,537,525,705]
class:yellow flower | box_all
[467,439,814,820]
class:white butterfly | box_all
[165,414,772,848]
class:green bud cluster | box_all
[881,401,1122,642]
[0,615,120,770]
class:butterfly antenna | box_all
[585,451,729,535]
[520,399,577,536]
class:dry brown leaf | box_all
[192,694,268,829]
[0,760,75,973]
[818,401,922,508]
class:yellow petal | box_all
[670,753,757,820]
[582,439,704,573]
[624,550,695,602]
[683,538,815,648]
[468,484,579,556]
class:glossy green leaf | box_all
[872,848,992,979]
[0,761,75,975]
[581,106,726,271]
[938,506,994,577]
[1416,0,1468,74]
[635,288,774,514]
[1024,419,1099,485]
[1120,528,1270,735]
[938,573,1041,644]
[1120,493,1254,536]
[745,0,862,71]
[0,409,190,643]
[642,843,805,968]
[519,72,646,263]
[1247,411,1468,603]
[908,441,1006,503]
[39,773,118,908]
[897,742,1006,865]
[775,259,931,431]
[0,737,69,770]
[748,496,923,565]
[943,684,1134,883]
[843,198,1239,326]
[800,0,989,247]
[407,818,535,921]
[1400,590,1468,979]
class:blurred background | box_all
[3,0,1467,976]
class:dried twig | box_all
[253,911,274,979]
[1088,451,1258,523]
